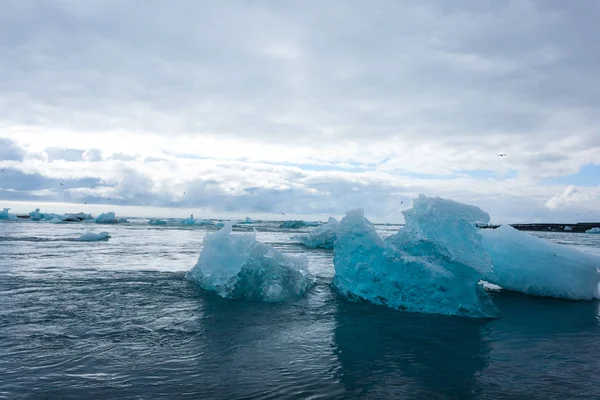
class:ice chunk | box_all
[295,217,339,249]
[187,222,314,302]
[149,219,167,225]
[239,217,258,224]
[29,208,44,221]
[49,216,63,224]
[181,214,196,225]
[117,217,129,223]
[75,232,110,241]
[480,225,600,300]
[586,227,600,234]
[94,212,117,224]
[333,208,499,318]
[279,220,320,229]
[63,213,93,222]
[0,208,17,221]
[395,194,492,274]
[563,226,573,231]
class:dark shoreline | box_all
[479,223,600,233]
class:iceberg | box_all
[563,226,573,231]
[279,220,320,229]
[29,208,44,221]
[0,208,17,221]
[75,231,110,241]
[187,222,314,302]
[295,217,339,249]
[66,212,93,221]
[480,225,600,300]
[181,214,196,225]
[49,216,63,224]
[94,212,117,224]
[239,217,258,224]
[149,219,167,225]
[333,202,499,318]
[586,227,600,234]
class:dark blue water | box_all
[1,221,599,399]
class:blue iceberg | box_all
[94,212,118,224]
[295,217,339,249]
[333,198,499,319]
[586,227,600,234]
[75,231,110,241]
[187,222,315,302]
[279,220,320,229]
[29,208,44,221]
[149,219,167,225]
[0,208,17,221]
[480,225,600,300]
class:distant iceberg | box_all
[295,217,339,249]
[239,217,258,224]
[187,222,315,302]
[279,220,320,229]
[0,208,17,221]
[49,216,63,224]
[181,214,214,226]
[586,227,600,234]
[75,232,110,241]
[29,208,44,221]
[94,212,117,224]
[149,219,167,225]
[333,198,499,319]
[563,226,573,231]
[481,225,600,300]
[29,208,93,222]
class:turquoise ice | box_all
[332,197,499,319]
[187,222,315,302]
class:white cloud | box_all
[1,1,599,221]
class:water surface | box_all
[1,220,599,399]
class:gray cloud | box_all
[0,138,25,161]
[45,147,85,162]
[1,1,599,221]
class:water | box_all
[1,220,599,399]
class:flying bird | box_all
[60,183,64,186]
[498,153,507,157]
[281,212,286,215]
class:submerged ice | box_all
[187,222,314,302]
[295,217,339,249]
[333,198,499,319]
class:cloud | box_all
[546,186,578,210]
[44,147,85,162]
[109,153,137,162]
[0,1,599,221]
[0,138,26,161]
[83,148,103,162]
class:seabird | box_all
[498,153,507,157]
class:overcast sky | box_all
[1,0,599,222]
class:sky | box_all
[1,0,599,223]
